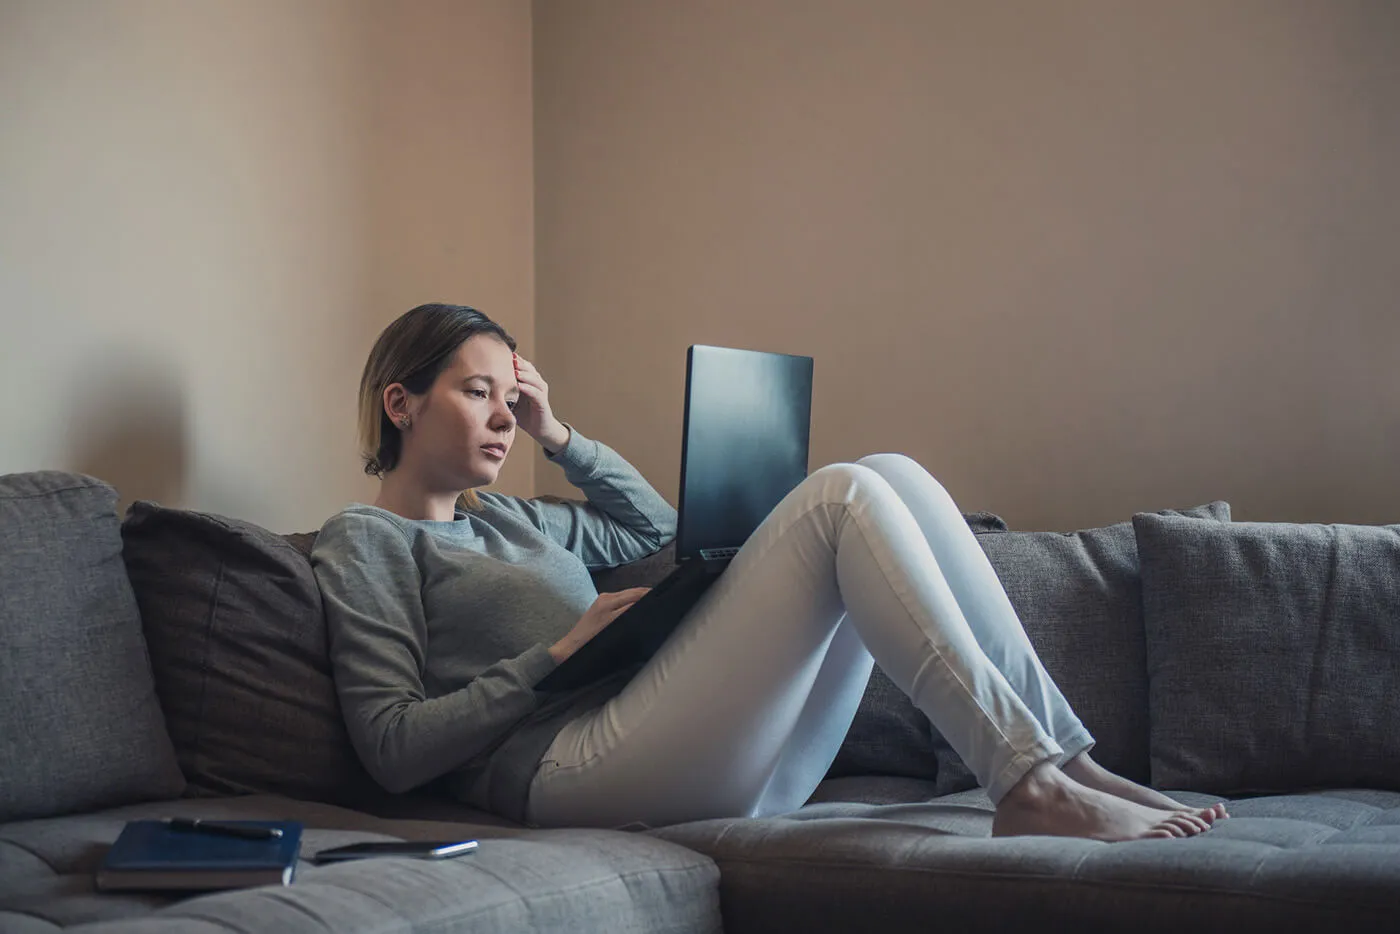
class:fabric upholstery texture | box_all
[652,779,1400,934]
[120,502,388,809]
[844,501,1233,793]
[1136,513,1400,794]
[0,794,721,933]
[0,472,184,822]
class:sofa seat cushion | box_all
[650,778,1400,934]
[0,795,720,933]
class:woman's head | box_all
[358,303,519,511]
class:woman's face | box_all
[399,334,519,491]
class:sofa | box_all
[3,469,1399,933]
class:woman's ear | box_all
[382,383,412,425]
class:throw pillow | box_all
[121,502,388,808]
[0,471,185,821]
[834,501,1233,794]
[1135,513,1400,794]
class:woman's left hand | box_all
[512,352,569,452]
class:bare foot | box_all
[1063,752,1230,822]
[992,762,1217,842]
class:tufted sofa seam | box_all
[270,864,714,932]
[0,838,61,875]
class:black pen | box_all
[166,818,283,840]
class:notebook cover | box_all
[96,820,303,891]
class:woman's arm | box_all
[481,421,679,569]
[310,512,557,794]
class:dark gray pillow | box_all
[0,472,185,821]
[121,502,389,808]
[840,501,1233,794]
[1135,513,1400,794]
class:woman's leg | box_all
[852,453,1094,762]
[854,454,1226,820]
[528,462,1058,828]
[526,463,1213,839]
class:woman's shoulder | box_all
[314,504,418,555]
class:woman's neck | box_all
[373,473,463,522]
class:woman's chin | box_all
[472,454,506,479]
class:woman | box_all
[311,303,1228,839]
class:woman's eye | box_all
[468,389,487,399]
[506,400,518,411]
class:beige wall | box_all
[0,0,534,532]
[5,1,1396,533]
[533,0,1400,529]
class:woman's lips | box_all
[481,445,506,459]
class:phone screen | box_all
[313,840,479,862]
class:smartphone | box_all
[313,840,479,863]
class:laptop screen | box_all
[676,345,814,560]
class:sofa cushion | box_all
[851,501,1233,794]
[1135,513,1400,794]
[120,502,388,809]
[0,794,720,933]
[0,472,185,822]
[652,782,1400,934]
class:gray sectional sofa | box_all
[3,470,1399,933]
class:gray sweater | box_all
[309,423,678,824]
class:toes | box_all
[1155,819,1188,838]
[1170,814,1208,836]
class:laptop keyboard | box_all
[698,547,740,561]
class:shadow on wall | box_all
[69,349,189,518]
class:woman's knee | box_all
[801,462,900,509]
[855,452,945,492]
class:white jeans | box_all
[526,454,1095,829]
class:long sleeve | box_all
[480,422,678,570]
[310,512,558,794]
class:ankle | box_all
[1061,752,1099,784]
[1000,760,1064,809]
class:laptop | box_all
[535,344,814,693]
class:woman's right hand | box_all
[548,587,652,665]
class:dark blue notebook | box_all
[96,820,303,892]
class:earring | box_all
[398,417,410,429]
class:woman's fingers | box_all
[603,588,651,608]
[512,354,547,397]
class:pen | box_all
[166,818,283,840]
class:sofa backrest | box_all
[826,501,1233,791]
[105,487,1224,805]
